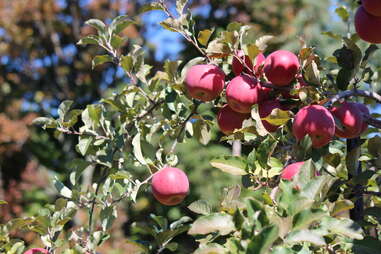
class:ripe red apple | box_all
[232,50,253,76]
[217,104,251,135]
[185,64,225,102]
[24,248,49,254]
[355,6,381,44]
[354,102,370,133]
[362,0,381,17]
[258,100,284,132]
[254,53,266,77]
[331,102,364,138]
[281,161,304,180]
[151,167,189,206]
[226,75,269,113]
[292,105,335,148]
[264,50,300,86]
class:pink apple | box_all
[24,248,49,254]
[355,6,381,44]
[281,161,305,180]
[264,50,300,86]
[217,104,251,135]
[292,105,335,148]
[258,100,285,132]
[185,64,225,102]
[362,0,381,17]
[354,102,370,133]
[151,167,189,206]
[226,75,269,113]
[331,102,364,138]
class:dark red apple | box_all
[226,75,269,113]
[331,102,364,138]
[354,102,370,133]
[151,167,189,206]
[24,248,49,254]
[232,50,253,76]
[355,6,381,44]
[281,161,304,180]
[258,100,284,132]
[362,0,381,17]
[185,64,225,102]
[292,105,335,148]
[264,50,300,86]
[217,104,251,135]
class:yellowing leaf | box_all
[197,29,214,46]
[261,108,292,126]
[332,200,354,217]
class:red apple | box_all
[355,6,381,44]
[254,53,266,77]
[331,102,364,138]
[226,75,269,113]
[24,248,49,254]
[258,100,284,132]
[232,50,253,76]
[354,102,370,133]
[185,64,225,102]
[264,50,300,86]
[362,0,381,17]
[292,105,335,148]
[151,167,189,206]
[281,161,304,180]
[217,104,251,135]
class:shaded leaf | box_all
[132,133,146,165]
[210,156,247,175]
[247,225,279,254]
[188,213,235,235]
[285,230,325,246]
[92,55,113,69]
[188,200,212,215]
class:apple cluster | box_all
[355,0,381,43]
[151,46,371,206]
[185,49,302,136]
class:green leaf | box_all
[336,68,354,90]
[194,244,227,254]
[368,136,381,157]
[285,229,325,246]
[92,55,113,69]
[32,117,57,129]
[110,15,136,34]
[188,200,212,215]
[335,6,349,23]
[361,44,379,68]
[251,105,269,136]
[210,156,247,175]
[188,213,235,236]
[255,35,274,51]
[110,34,126,49]
[206,39,230,57]
[194,120,211,145]
[331,200,354,216]
[261,108,292,126]
[304,60,320,85]
[139,2,164,13]
[53,178,73,199]
[343,37,362,70]
[121,55,134,73]
[132,133,146,165]
[322,31,341,40]
[85,19,106,33]
[58,100,73,121]
[76,136,94,156]
[247,225,279,254]
[321,217,363,240]
[293,208,326,230]
[100,206,117,231]
[0,200,7,205]
[197,29,214,46]
[77,35,100,45]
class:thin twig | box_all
[325,89,381,107]
[169,103,199,154]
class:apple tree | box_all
[2,0,381,253]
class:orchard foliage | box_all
[2,0,381,253]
